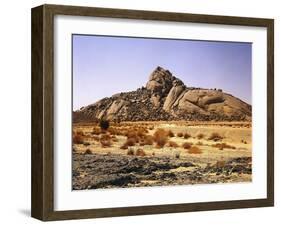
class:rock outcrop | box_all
[73,66,251,122]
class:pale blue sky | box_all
[73,35,252,110]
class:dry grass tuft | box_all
[168,141,179,148]
[183,133,191,139]
[182,142,192,149]
[125,138,136,146]
[120,144,128,149]
[73,134,84,144]
[188,146,202,154]
[127,149,134,156]
[84,149,92,154]
[197,133,205,139]
[168,130,175,137]
[177,132,183,137]
[212,143,236,150]
[136,148,146,156]
[153,128,168,148]
[215,160,226,168]
[100,139,111,148]
[208,132,223,141]
[140,135,154,146]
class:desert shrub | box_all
[175,153,180,159]
[141,135,154,145]
[120,144,128,149]
[76,130,84,136]
[148,125,154,130]
[99,119,110,131]
[83,142,90,146]
[153,128,168,148]
[84,149,92,154]
[73,134,83,144]
[182,142,192,149]
[212,143,236,150]
[125,138,136,146]
[168,130,175,137]
[127,149,134,155]
[208,132,223,141]
[177,132,183,137]
[92,127,101,135]
[197,133,205,139]
[196,141,203,146]
[111,137,118,142]
[126,130,140,143]
[136,148,146,156]
[92,135,100,141]
[168,141,179,148]
[183,133,191,139]
[215,160,226,168]
[188,146,202,154]
[100,139,111,148]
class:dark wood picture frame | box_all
[31,4,274,221]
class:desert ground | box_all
[72,121,252,190]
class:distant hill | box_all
[73,66,251,122]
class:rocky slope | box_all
[73,66,251,122]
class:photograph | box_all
[72,34,252,190]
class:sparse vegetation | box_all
[183,133,191,139]
[73,134,84,144]
[136,148,146,156]
[197,133,205,139]
[182,142,192,149]
[168,130,175,137]
[84,149,92,154]
[83,142,90,146]
[212,143,236,150]
[188,146,202,154]
[208,132,223,141]
[168,141,179,148]
[127,149,134,155]
[177,132,183,137]
[153,128,168,148]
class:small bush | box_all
[168,130,175,137]
[208,132,223,141]
[212,143,236,150]
[153,128,168,148]
[188,146,202,154]
[183,133,191,139]
[168,141,179,148]
[83,142,90,146]
[120,144,128,149]
[177,132,183,137]
[112,137,118,142]
[125,138,136,146]
[99,119,110,131]
[215,160,226,168]
[182,142,192,149]
[197,133,205,139]
[92,127,101,135]
[100,139,111,148]
[73,134,83,144]
[136,148,146,156]
[127,149,134,155]
[84,149,92,154]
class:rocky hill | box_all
[73,66,251,122]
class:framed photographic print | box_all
[31,4,274,221]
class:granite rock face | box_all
[73,66,251,122]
